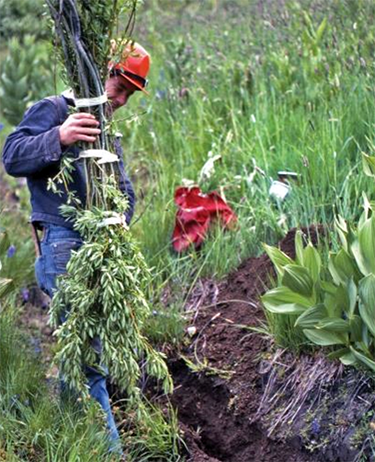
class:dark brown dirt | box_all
[172,226,325,462]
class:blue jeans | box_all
[34,224,122,454]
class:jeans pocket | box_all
[51,239,82,273]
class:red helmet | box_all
[110,41,150,94]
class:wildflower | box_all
[179,87,189,98]
[6,245,16,258]
[21,287,30,303]
[30,337,42,355]
[311,418,320,435]
[156,89,166,100]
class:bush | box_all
[0,0,48,42]
[0,36,54,126]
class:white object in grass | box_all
[187,326,197,337]
[269,180,290,201]
[199,152,222,183]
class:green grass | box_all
[113,0,375,353]
[109,0,375,303]
[0,309,115,462]
[0,307,184,461]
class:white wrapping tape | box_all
[75,93,108,108]
[97,212,128,228]
[79,149,119,164]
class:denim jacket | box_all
[2,95,135,228]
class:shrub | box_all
[0,35,54,126]
[0,0,48,41]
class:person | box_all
[2,42,150,457]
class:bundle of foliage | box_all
[52,186,172,400]
[0,35,54,126]
[46,0,172,403]
[262,153,375,372]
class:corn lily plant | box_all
[46,0,173,404]
[262,154,375,372]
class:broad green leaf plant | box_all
[262,155,375,372]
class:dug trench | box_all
[171,227,375,462]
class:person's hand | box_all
[59,113,101,146]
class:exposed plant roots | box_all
[256,350,343,435]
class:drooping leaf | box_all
[294,230,304,266]
[316,317,350,333]
[321,280,337,295]
[362,152,375,178]
[303,328,346,346]
[362,192,375,219]
[334,215,348,252]
[261,286,313,315]
[295,304,327,329]
[350,238,369,277]
[328,249,359,286]
[327,347,351,361]
[339,352,357,366]
[359,274,375,337]
[355,215,375,275]
[350,347,375,373]
[324,287,345,319]
[349,315,362,342]
[324,281,357,320]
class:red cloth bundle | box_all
[172,186,237,252]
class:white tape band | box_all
[79,149,119,164]
[97,212,128,228]
[75,93,108,108]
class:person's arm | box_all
[2,99,63,177]
[2,99,100,178]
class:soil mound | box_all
[174,224,375,461]
[172,227,323,461]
